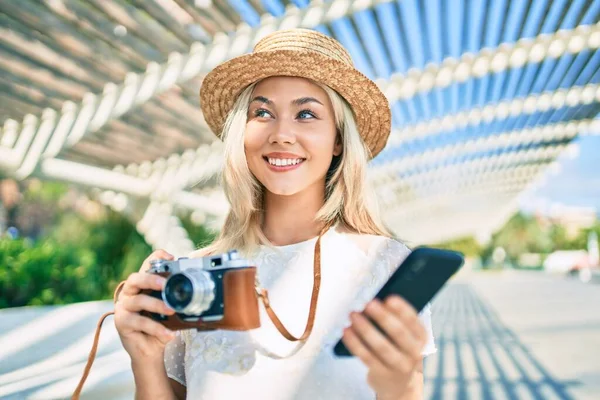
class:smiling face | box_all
[244,76,342,196]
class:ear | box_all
[333,133,343,156]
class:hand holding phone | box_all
[333,246,464,356]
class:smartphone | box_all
[333,246,464,357]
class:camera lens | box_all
[163,269,216,315]
[165,275,193,307]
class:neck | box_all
[262,184,328,246]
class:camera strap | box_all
[71,281,125,400]
[256,221,332,344]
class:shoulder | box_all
[335,225,410,260]
[335,228,411,281]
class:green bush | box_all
[0,237,99,307]
[0,204,219,308]
[0,179,221,308]
[0,208,152,308]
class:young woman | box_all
[114,29,437,400]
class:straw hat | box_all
[200,28,391,159]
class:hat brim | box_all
[200,50,391,159]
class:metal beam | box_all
[377,23,600,103]
[372,119,591,182]
[371,142,569,184]
[376,162,550,206]
[383,84,600,149]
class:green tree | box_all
[479,212,600,267]
[431,236,482,257]
[485,212,554,263]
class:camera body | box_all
[142,250,260,331]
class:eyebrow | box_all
[292,97,324,107]
[250,96,324,107]
[251,96,272,106]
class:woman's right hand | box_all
[114,249,178,362]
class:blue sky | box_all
[520,133,600,214]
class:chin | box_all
[260,176,308,196]
[264,184,303,196]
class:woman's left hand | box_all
[342,295,428,399]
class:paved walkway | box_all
[1,270,598,399]
[424,269,600,400]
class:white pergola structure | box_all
[1,0,600,255]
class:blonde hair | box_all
[199,79,391,256]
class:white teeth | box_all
[267,158,303,166]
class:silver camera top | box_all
[149,250,253,273]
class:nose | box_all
[268,119,296,145]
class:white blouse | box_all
[164,227,437,399]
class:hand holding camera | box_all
[113,250,178,362]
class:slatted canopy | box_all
[1,0,600,254]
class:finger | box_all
[364,299,423,362]
[121,272,167,297]
[385,296,427,342]
[342,326,385,370]
[140,250,175,273]
[121,293,175,315]
[123,312,176,345]
[348,311,407,369]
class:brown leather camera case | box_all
[142,267,260,331]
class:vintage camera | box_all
[142,250,261,331]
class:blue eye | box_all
[254,108,272,118]
[298,110,316,119]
